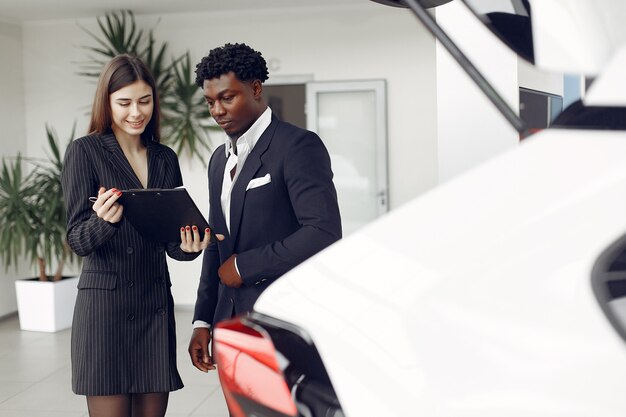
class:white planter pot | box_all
[14,276,78,332]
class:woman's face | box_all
[109,80,153,141]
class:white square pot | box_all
[15,276,78,332]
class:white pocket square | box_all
[246,173,271,191]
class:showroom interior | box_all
[0,0,583,416]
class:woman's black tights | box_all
[86,393,169,417]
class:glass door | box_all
[306,80,388,236]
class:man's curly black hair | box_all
[195,43,269,87]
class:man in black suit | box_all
[188,43,342,372]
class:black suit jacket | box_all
[193,115,342,325]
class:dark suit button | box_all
[229,298,234,304]
[261,278,267,282]
[127,280,134,287]
[157,308,165,316]
[126,247,134,254]
[127,313,135,321]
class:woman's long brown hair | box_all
[87,54,161,143]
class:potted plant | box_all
[0,125,78,332]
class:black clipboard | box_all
[119,188,215,243]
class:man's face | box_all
[203,72,262,139]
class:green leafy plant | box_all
[78,9,214,162]
[0,125,76,281]
[0,156,39,270]
[162,52,219,158]
[77,10,144,78]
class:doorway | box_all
[263,79,388,236]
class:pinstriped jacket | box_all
[61,132,199,395]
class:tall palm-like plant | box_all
[0,156,40,270]
[77,10,144,77]
[0,125,76,281]
[162,52,218,158]
[78,10,213,162]
[28,125,76,281]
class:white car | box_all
[212,1,626,416]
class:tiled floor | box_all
[0,308,229,417]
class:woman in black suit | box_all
[61,54,212,417]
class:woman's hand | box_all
[92,186,124,223]
[180,226,224,253]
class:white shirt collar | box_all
[224,107,272,157]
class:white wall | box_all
[435,1,520,184]
[20,4,439,306]
[0,19,27,317]
[0,20,26,157]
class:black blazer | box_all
[193,115,342,326]
[62,133,198,395]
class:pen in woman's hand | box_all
[92,187,123,224]
[89,188,122,203]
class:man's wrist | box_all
[192,320,211,330]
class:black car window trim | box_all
[591,233,626,343]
